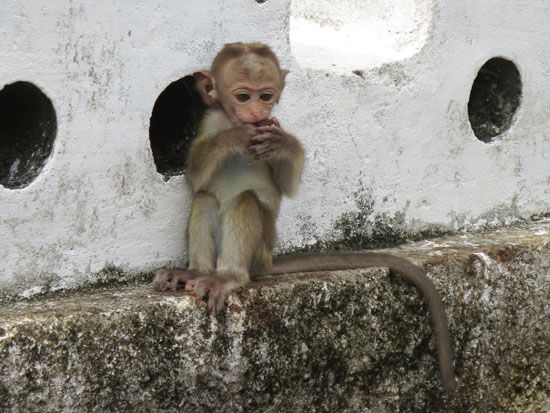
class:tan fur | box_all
[267,134,305,196]
[187,192,219,274]
[155,42,304,316]
[215,191,264,282]
[211,42,284,85]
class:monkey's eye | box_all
[260,93,274,102]
[236,93,250,102]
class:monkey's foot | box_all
[185,274,241,315]
[153,268,202,292]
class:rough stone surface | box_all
[1,221,548,412]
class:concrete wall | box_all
[1,0,549,296]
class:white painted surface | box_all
[290,0,433,72]
[0,0,549,295]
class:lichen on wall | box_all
[0,0,549,295]
[286,182,531,254]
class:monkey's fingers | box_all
[186,279,209,306]
[207,288,226,315]
[249,142,266,152]
[153,278,163,291]
[185,279,195,292]
[250,136,272,142]
[254,119,275,127]
[154,269,199,292]
[169,275,182,291]
[250,143,276,159]
[153,269,171,291]
[254,129,285,145]
[255,125,276,134]
[190,277,210,301]
[185,277,228,315]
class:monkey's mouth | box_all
[254,119,275,127]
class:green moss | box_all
[1,222,549,411]
[285,188,451,254]
[286,185,546,256]
[0,267,154,304]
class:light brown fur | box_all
[155,42,304,315]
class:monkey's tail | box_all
[269,251,456,391]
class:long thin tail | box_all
[267,251,455,391]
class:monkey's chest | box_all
[209,155,279,208]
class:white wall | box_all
[1,0,548,296]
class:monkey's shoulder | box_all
[197,107,233,138]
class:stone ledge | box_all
[1,221,549,412]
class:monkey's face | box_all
[223,84,277,125]
[217,57,283,125]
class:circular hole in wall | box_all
[0,81,57,189]
[468,58,522,142]
[149,75,207,179]
[290,0,433,73]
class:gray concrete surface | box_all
[1,220,548,412]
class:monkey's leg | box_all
[216,190,265,277]
[252,207,276,275]
[187,190,264,314]
[154,192,219,292]
[187,192,220,274]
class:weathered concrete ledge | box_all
[1,221,549,412]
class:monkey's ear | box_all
[275,69,289,102]
[281,69,288,81]
[193,71,218,105]
[280,69,289,82]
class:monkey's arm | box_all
[187,124,257,192]
[250,124,305,196]
[269,134,304,196]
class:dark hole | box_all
[0,81,57,189]
[149,75,207,179]
[468,58,521,142]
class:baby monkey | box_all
[155,42,305,312]
[155,42,454,391]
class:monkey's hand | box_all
[153,268,203,292]
[187,124,259,192]
[185,274,242,315]
[219,124,258,154]
[248,121,298,160]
